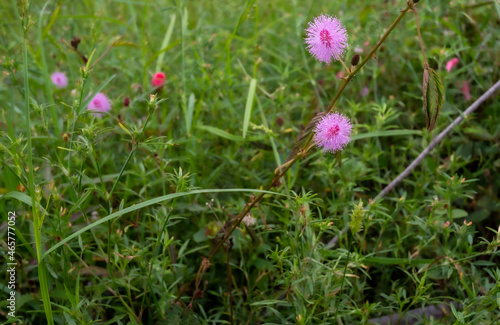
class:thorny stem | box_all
[187,3,412,303]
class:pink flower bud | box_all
[445,58,459,72]
[152,72,166,88]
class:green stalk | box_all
[38,0,60,135]
[14,0,55,323]
[106,109,153,260]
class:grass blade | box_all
[38,1,59,135]
[42,188,288,259]
[352,130,422,141]
[0,191,48,214]
[13,0,54,322]
[186,93,195,135]
[243,78,257,139]
[155,13,176,72]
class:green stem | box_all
[334,232,353,321]
[109,148,135,201]
[15,0,54,323]
[339,58,349,72]
[38,1,60,135]
[411,7,428,67]
[106,110,152,260]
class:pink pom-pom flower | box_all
[51,72,68,89]
[305,14,348,63]
[87,92,112,117]
[313,112,352,153]
[152,72,166,88]
[446,58,459,72]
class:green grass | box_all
[0,0,499,324]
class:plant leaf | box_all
[423,66,445,131]
[285,112,325,163]
[243,78,257,138]
[186,93,195,135]
[112,41,139,48]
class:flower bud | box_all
[351,54,360,66]
[71,37,81,50]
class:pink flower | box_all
[460,81,471,101]
[305,14,348,63]
[360,87,369,97]
[152,72,166,88]
[446,57,459,72]
[314,112,352,153]
[51,72,68,89]
[87,92,112,116]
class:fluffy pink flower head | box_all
[152,72,166,88]
[87,92,111,117]
[446,57,459,72]
[314,112,352,153]
[305,14,348,63]
[51,71,68,89]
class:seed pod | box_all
[351,54,360,66]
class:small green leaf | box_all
[423,66,445,131]
[243,78,257,138]
[186,93,195,135]
[112,41,139,48]
[452,209,468,219]
[0,191,48,214]
[196,125,267,142]
[251,300,291,306]
[463,126,495,141]
[197,125,244,141]
[285,112,326,163]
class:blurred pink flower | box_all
[152,72,166,88]
[460,81,471,101]
[51,72,68,89]
[87,92,112,116]
[360,87,369,97]
[314,112,352,153]
[446,57,459,72]
[305,14,348,63]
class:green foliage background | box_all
[0,0,499,324]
